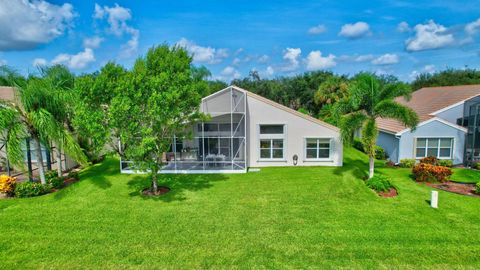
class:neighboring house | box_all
[0,86,77,178]
[120,85,343,174]
[376,84,480,165]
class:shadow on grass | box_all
[53,157,118,200]
[127,173,228,202]
[334,155,368,179]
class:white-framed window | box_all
[415,138,453,159]
[305,138,331,160]
[259,124,285,160]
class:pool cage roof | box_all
[120,86,248,174]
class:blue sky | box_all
[1,0,480,82]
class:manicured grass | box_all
[451,168,480,183]
[0,148,479,269]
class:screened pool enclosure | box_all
[120,87,247,173]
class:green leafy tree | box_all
[411,68,480,90]
[333,73,419,178]
[109,45,207,193]
[0,69,87,184]
[72,63,126,161]
[314,76,349,125]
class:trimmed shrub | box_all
[476,182,480,195]
[420,156,438,165]
[412,163,452,182]
[473,162,480,170]
[374,146,387,160]
[0,175,16,195]
[48,176,64,189]
[45,170,58,181]
[399,159,416,168]
[366,175,394,192]
[14,182,51,198]
[68,171,79,181]
[437,159,453,168]
[353,139,363,152]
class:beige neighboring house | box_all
[376,84,480,165]
[121,85,343,174]
[0,86,77,179]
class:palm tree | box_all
[0,67,87,184]
[333,73,419,178]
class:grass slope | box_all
[0,148,479,269]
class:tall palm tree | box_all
[333,73,419,178]
[39,65,76,176]
[0,68,87,184]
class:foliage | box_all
[412,163,452,182]
[0,175,16,195]
[438,159,453,168]
[385,160,396,168]
[0,66,88,184]
[419,156,438,165]
[399,159,416,168]
[14,182,51,198]
[476,182,480,194]
[109,45,207,192]
[473,162,480,170]
[333,73,419,178]
[353,139,387,160]
[68,171,79,181]
[47,176,64,189]
[365,174,394,192]
[45,170,58,181]
[411,68,480,90]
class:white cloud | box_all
[0,0,76,51]
[83,36,104,49]
[32,58,47,67]
[177,38,229,64]
[282,48,302,71]
[371,53,399,65]
[51,48,95,69]
[305,50,336,70]
[234,48,244,56]
[405,20,455,51]
[258,54,269,64]
[265,66,274,76]
[0,59,7,66]
[94,3,139,58]
[354,54,374,62]
[214,66,241,81]
[339,22,371,39]
[465,18,480,35]
[424,64,436,73]
[397,21,411,32]
[308,24,327,35]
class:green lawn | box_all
[451,168,480,183]
[0,148,479,269]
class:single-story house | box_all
[121,85,343,173]
[376,84,480,165]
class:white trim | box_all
[303,137,333,161]
[413,137,455,160]
[257,123,287,161]
[395,117,467,136]
[429,94,480,116]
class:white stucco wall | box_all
[246,94,342,167]
[398,120,466,165]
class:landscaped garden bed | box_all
[426,181,479,197]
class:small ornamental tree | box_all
[109,45,208,193]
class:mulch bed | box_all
[378,188,398,198]
[426,181,479,197]
[142,186,170,196]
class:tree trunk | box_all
[369,155,374,179]
[33,137,46,184]
[151,172,158,193]
[56,144,62,177]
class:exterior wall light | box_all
[293,154,298,166]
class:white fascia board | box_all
[429,94,480,116]
[395,117,467,136]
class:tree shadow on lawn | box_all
[127,173,228,202]
[334,155,368,179]
[53,158,118,200]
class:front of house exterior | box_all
[376,85,480,166]
[120,86,343,174]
